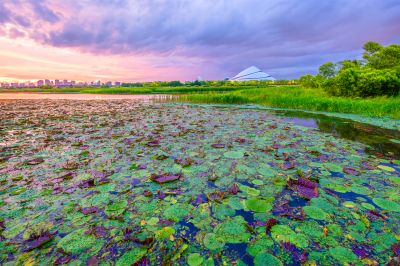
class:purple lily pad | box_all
[87,256,99,266]
[150,173,182,184]
[360,161,375,170]
[54,256,72,265]
[147,140,160,147]
[26,158,44,165]
[211,143,225,148]
[227,183,240,195]
[343,166,360,175]
[23,231,55,251]
[352,245,370,258]
[392,243,400,257]
[281,161,295,170]
[265,218,278,234]
[288,177,318,199]
[80,207,99,215]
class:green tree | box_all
[318,62,337,78]
[338,60,362,72]
[366,44,400,69]
[363,41,383,61]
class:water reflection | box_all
[279,110,400,159]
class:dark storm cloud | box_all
[1,0,399,79]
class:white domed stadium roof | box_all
[230,66,276,81]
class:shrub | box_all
[325,68,400,97]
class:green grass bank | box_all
[177,86,400,119]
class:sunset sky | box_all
[0,0,399,82]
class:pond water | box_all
[0,97,399,265]
[0,93,170,101]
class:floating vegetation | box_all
[0,99,399,265]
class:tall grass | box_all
[80,86,245,94]
[178,86,400,118]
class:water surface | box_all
[0,97,399,265]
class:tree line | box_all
[299,41,400,97]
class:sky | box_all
[0,0,399,82]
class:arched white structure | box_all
[230,66,276,81]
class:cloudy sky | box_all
[0,0,399,82]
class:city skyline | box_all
[0,0,399,82]
[0,78,121,88]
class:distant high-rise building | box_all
[45,79,51,85]
[63,80,69,86]
[37,80,44,86]
[106,81,112,87]
[114,81,121,86]
[11,83,18,87]
[71,81,76,86]
[55,80,61,86]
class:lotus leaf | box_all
[377,165,396,172]
[224,151,244,159]
[329,247,357,264]
[303,206,328,220]
[202,233,224,251]
[239,184,260,197]
[214,217,250,243]
[372,198,400,212]
[187,253,204,266]
[116,248,147,266]
[105,200,128,216]
[254,252,282,266]
[245,198,272,213]
[163,203,192,221]
[57,228,96,254]
[155,226,175,240]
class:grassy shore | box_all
[1,85,399,118]
[177,86,400,119]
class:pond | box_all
[0,96,399,265]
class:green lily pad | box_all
[187,253,204,266]
[254,252,282,266]
[57,228,96,254]
[329,247,356,264]
[105,200,128,217]
[203,233,225,250]
[214,216,250,243]
[155,227,175,240]
[247,237,274,257]
[116,248,147,266]
[372,198,400,212]
[245,198,272,213]
[303,206,328,220]
[377,165,396,172]
[239,184,260,197]
[224,151,244,159]
[163,203,192,222]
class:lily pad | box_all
[303,206,328,220]
[224,151,244,159]
[187,253,204,266]
[377,165,396,172]
[116,248,147,266]
[214,216,250,243]
[329,247,357,264]
[57,229,96,254]
[245,198,272,213]
[372,198,400,212]
[254,252,282,266]
[203,233,225,250]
